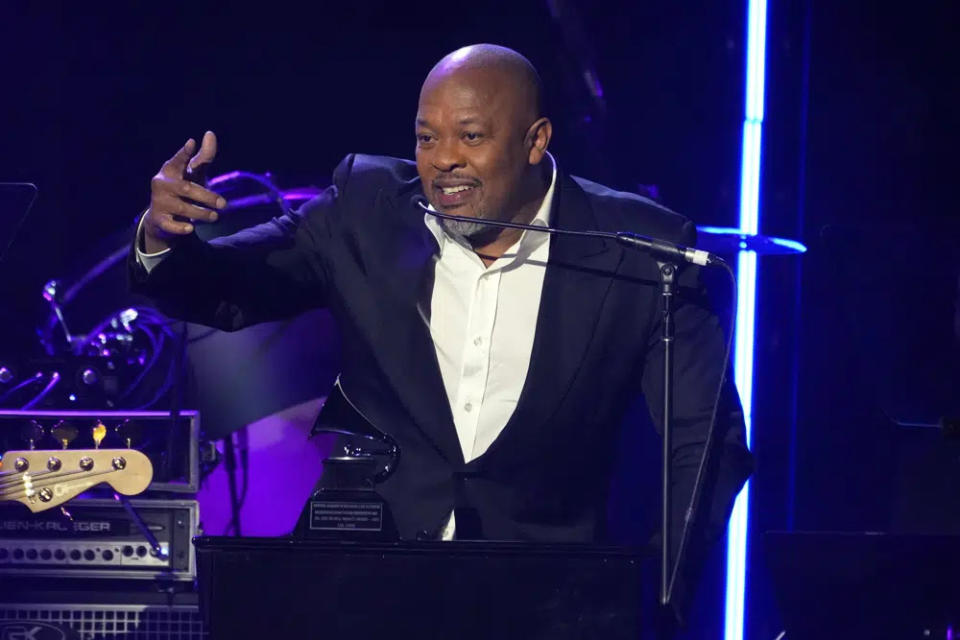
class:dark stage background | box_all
[1,1,956,638]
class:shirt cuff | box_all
[135,211,171,274]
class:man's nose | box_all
[432,139,465,172]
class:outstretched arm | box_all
[130,134,352,331]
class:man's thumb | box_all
[188,130,218,170]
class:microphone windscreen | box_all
[410,194,429,210]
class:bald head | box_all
[422,44,544,128]
[415,45,553,247]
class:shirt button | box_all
[464,402,473,412]
[473,336,482,346]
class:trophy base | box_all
[293,488,398,541]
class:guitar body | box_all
[0,449,153,512]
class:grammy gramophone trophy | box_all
[294,380,399,540]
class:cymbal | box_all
[695,226,807,256]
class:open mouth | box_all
[434,183,479,208]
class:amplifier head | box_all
[0,498,197,581]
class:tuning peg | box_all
[18,419,44,450]
[92,421,107,449]
[50,421,79,449]
[115,420,143,449]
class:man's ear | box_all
[526,117,552,165]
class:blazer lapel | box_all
[368,188,464,465]
[478,172,624,463]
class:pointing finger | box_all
[161,138,196,178]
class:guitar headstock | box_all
[0,449,153,513]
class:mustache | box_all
[431,176,481,188]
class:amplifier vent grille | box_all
[0,604,207,640]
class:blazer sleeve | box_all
[128,154,358,331]
[640,220,754,620]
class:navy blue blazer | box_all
[130,153,751,558]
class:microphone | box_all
[411,195,725,267]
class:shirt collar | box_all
[423,151,558,256]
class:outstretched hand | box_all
[142,131,227,253]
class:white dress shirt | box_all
[423,157,556,464]
[136,154,558,538]
[424,156,556,538]
[136,216,171,272]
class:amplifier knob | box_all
[40,549,52,560]
[13,549,24,560]
[0,549,9,560]
[69,550,81,561]
[83,550,95,561]
[102,549,114,561]
[54,549,66,560]
[136,546,147,558]
[25,549,38,560]
[122,545,133,557]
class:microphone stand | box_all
[657,261,677,607]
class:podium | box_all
[195,537,648,639]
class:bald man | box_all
[132,43,751,596]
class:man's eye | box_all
[463,132,483,142]
[417,134,434,144]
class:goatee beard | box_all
[440,217,491,240]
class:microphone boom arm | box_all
[414,198,725,268]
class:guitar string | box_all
[0,468,58,489]
[0,467,89,490]
[0,464,124,492]
[0,468,118,501]
[0,452,139,489]
[0,449,136,478]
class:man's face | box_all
[415,68,532,233]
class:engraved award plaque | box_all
[294,380,399,540]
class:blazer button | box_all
[416,529,432,541]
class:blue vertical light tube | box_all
[725,0,767,639]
